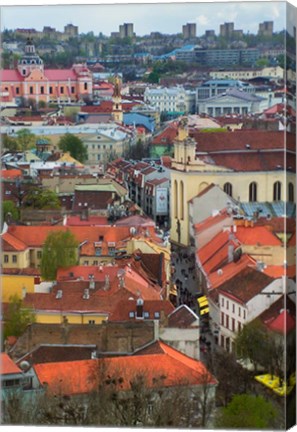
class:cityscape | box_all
[0,1,296,429]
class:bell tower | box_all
[112,75,123,124]
[17,37,44,77]
[173,117,196,166]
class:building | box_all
[220,22,235,38]
[64,23,79,37]
[194,47,259,67]
[1,38,93,106]
[258,21,274,37]
[209,66,284,81]
[144,87,196,115]
[170,120,296,247]
[182,23,196,39]
[197,87,264,116]
[196,79,255,102]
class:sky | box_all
[0,0,296,37]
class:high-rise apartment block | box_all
[119,23,134,38]
[258,21,274,37]
[220,22,234,37]
[182,23,196,38]
[64,23,79,37]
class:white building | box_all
[144,87,196,114]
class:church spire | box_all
[112,75,123,124]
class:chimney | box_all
[228,244,234,263]
[153,318,160,341]
[104,274,110,290]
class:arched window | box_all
[174,180,178,218]
[288,182,294,202]
[273,181,281,201]
[180,180,184,220]
[249,182,257,202]
[223,182,233,197]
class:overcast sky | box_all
[0,0,296,37]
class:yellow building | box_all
[170,119,295,246]
[1,272,37,302]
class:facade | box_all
[1,38,93,106]
[197,88,264,116]
[220,22,234,38]
[194,47,259,67]
[209,66,284,81]
[144,87,196,114]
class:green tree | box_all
[2,134,20,151]
[23,187,61,210]
[40,230,79,280]
[4,295,36,340]
[58,133,88,163]
[215,394,278,429]
[16,128,36,151]
[2,200,20,223]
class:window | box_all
[97,145,101,149]
[221,312,224,326]
[238,322,242,332]
[84,261,89,265]
[289,182,294,202]
[243,310,246,320]
[144,312,150,318]
[84,82,88,90]
[71,86,75,93]
[30,86,33,94]
[37,251,42,259]
[129,312,135,318]
[232,304,235,313]
[97,155,101,160]
[221,298,224,307]
[40,86,44,94]
[95,247,102,256]
[154,312,160,319]
[232,318,235,331]
[49,87,53,94]
[4,255,9,263]
[108,247,115,256]
[273,181,281,201]
[22,69,26,76]
[238,307,241,317]
[16,87,20,95]
[12,255,17,263]
[88,320,95,324]
[225,315,229,329]
[249,182,257,202]
[226,300,229,310]
[223,182,233,197]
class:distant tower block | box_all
[182,23,197,38]
[258,21,274,37]
[119,23,134,38]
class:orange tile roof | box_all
[197,230,240,275]
[208,254,256,289]
[0,353,22,375]
[34,341,217,396]
[262,265,296,279]
[194,209,230,233]
[2,232,28,251]
[1,169,23,179]
[235,226,282,246]
[288,232,296,247]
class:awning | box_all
[200,308,209,316]
[198,295,209,315]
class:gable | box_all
[25,69,48,82]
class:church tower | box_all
[17,37,44,77]
[112,75,123,124]
[173,117,196,167]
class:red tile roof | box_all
[0,353,22,375]
[262,265,296,279]
[34,341,217,396]
[1,70,24,82]
[44,69,77,80]
[152,122,178,145]
[258,296,296,334]
[208,254,256,289]
[1,169,23,179]
[194,209,230,233]
[110,299,174,321]
[2,232,28,252]
[235,226,282,246]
